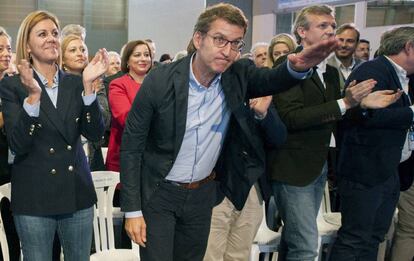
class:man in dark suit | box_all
[266,5,377,261]
[330,26,414,261]
[203,57,288,261]
[119,3,341,261]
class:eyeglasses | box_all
[206,34,245,51]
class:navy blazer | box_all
[215,102,287,210]
[120,55,301,213]
[0,71,104,215]
[338,56,413,187]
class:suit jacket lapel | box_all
[222,72,262,156]
[382,56,410,106]
[323,67,340,101]
[34,71,70,143]
[310,70,326,99]
[173,56,191,158]
[56,71,73,124]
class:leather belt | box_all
[165,171,216,189]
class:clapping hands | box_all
[18,59,42,104]
[83,48,109,95]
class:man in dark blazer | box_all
[330,26,414,261]
[119,3,340,261]
[266,5,377,261]
[204,58,288,261]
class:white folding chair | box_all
[101,147,108,165]
[90,171,139,261]
[0,183,11,261]
[316,183,341,261]
[250,203,281,261]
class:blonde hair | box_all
[16,10,61,66]
[61,34,87,71]
[0,26,11,41]
[267,33,297,68]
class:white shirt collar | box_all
[334,55,356,70]
[316,59,327,74]
[385,55,407,79]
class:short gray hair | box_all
[378,26,414,56]
[61,24,86,40]
[293,5,334,44]
[250,42,269,56]
[108,51,121,59]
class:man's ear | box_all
[404,41,414,55]
[192,32,203,50]
[296,27,306,41]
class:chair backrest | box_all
[91,171,120,252]
[321,183,332,214]
[101,147,108,165]
[0,183,12,261]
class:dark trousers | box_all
[329,174,400,261]
[140,180,216,261]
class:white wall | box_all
[128,0,205,61]
[252,13,276,44]
[353,1,413,59]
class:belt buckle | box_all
[185,182,199,189]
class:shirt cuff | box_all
[337,99,347,115]
[287,61,312,79]
[125,211,143,218]
[254,112,267,120]
[82,91,97,106]
[410,105,414,121]
[23,98,40,117]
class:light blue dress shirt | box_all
[165,56,230,183]
[125,56,311,218]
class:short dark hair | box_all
[193,3,248,36]
[359,39,370,45]
[121,40,152,73]
[159,53,171,62]
[336,23,360,42]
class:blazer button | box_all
[67,145,72,151]
[50,169,57,175]
[49,148,55,154]
[68,165,74,172]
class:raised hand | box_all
[361,89,403,109]
[287,37,339,72]
[83,48,109,95]
[17,59,42,104]
[343,79,377,109]
[249,95,272,118]
[125,216,147,247]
